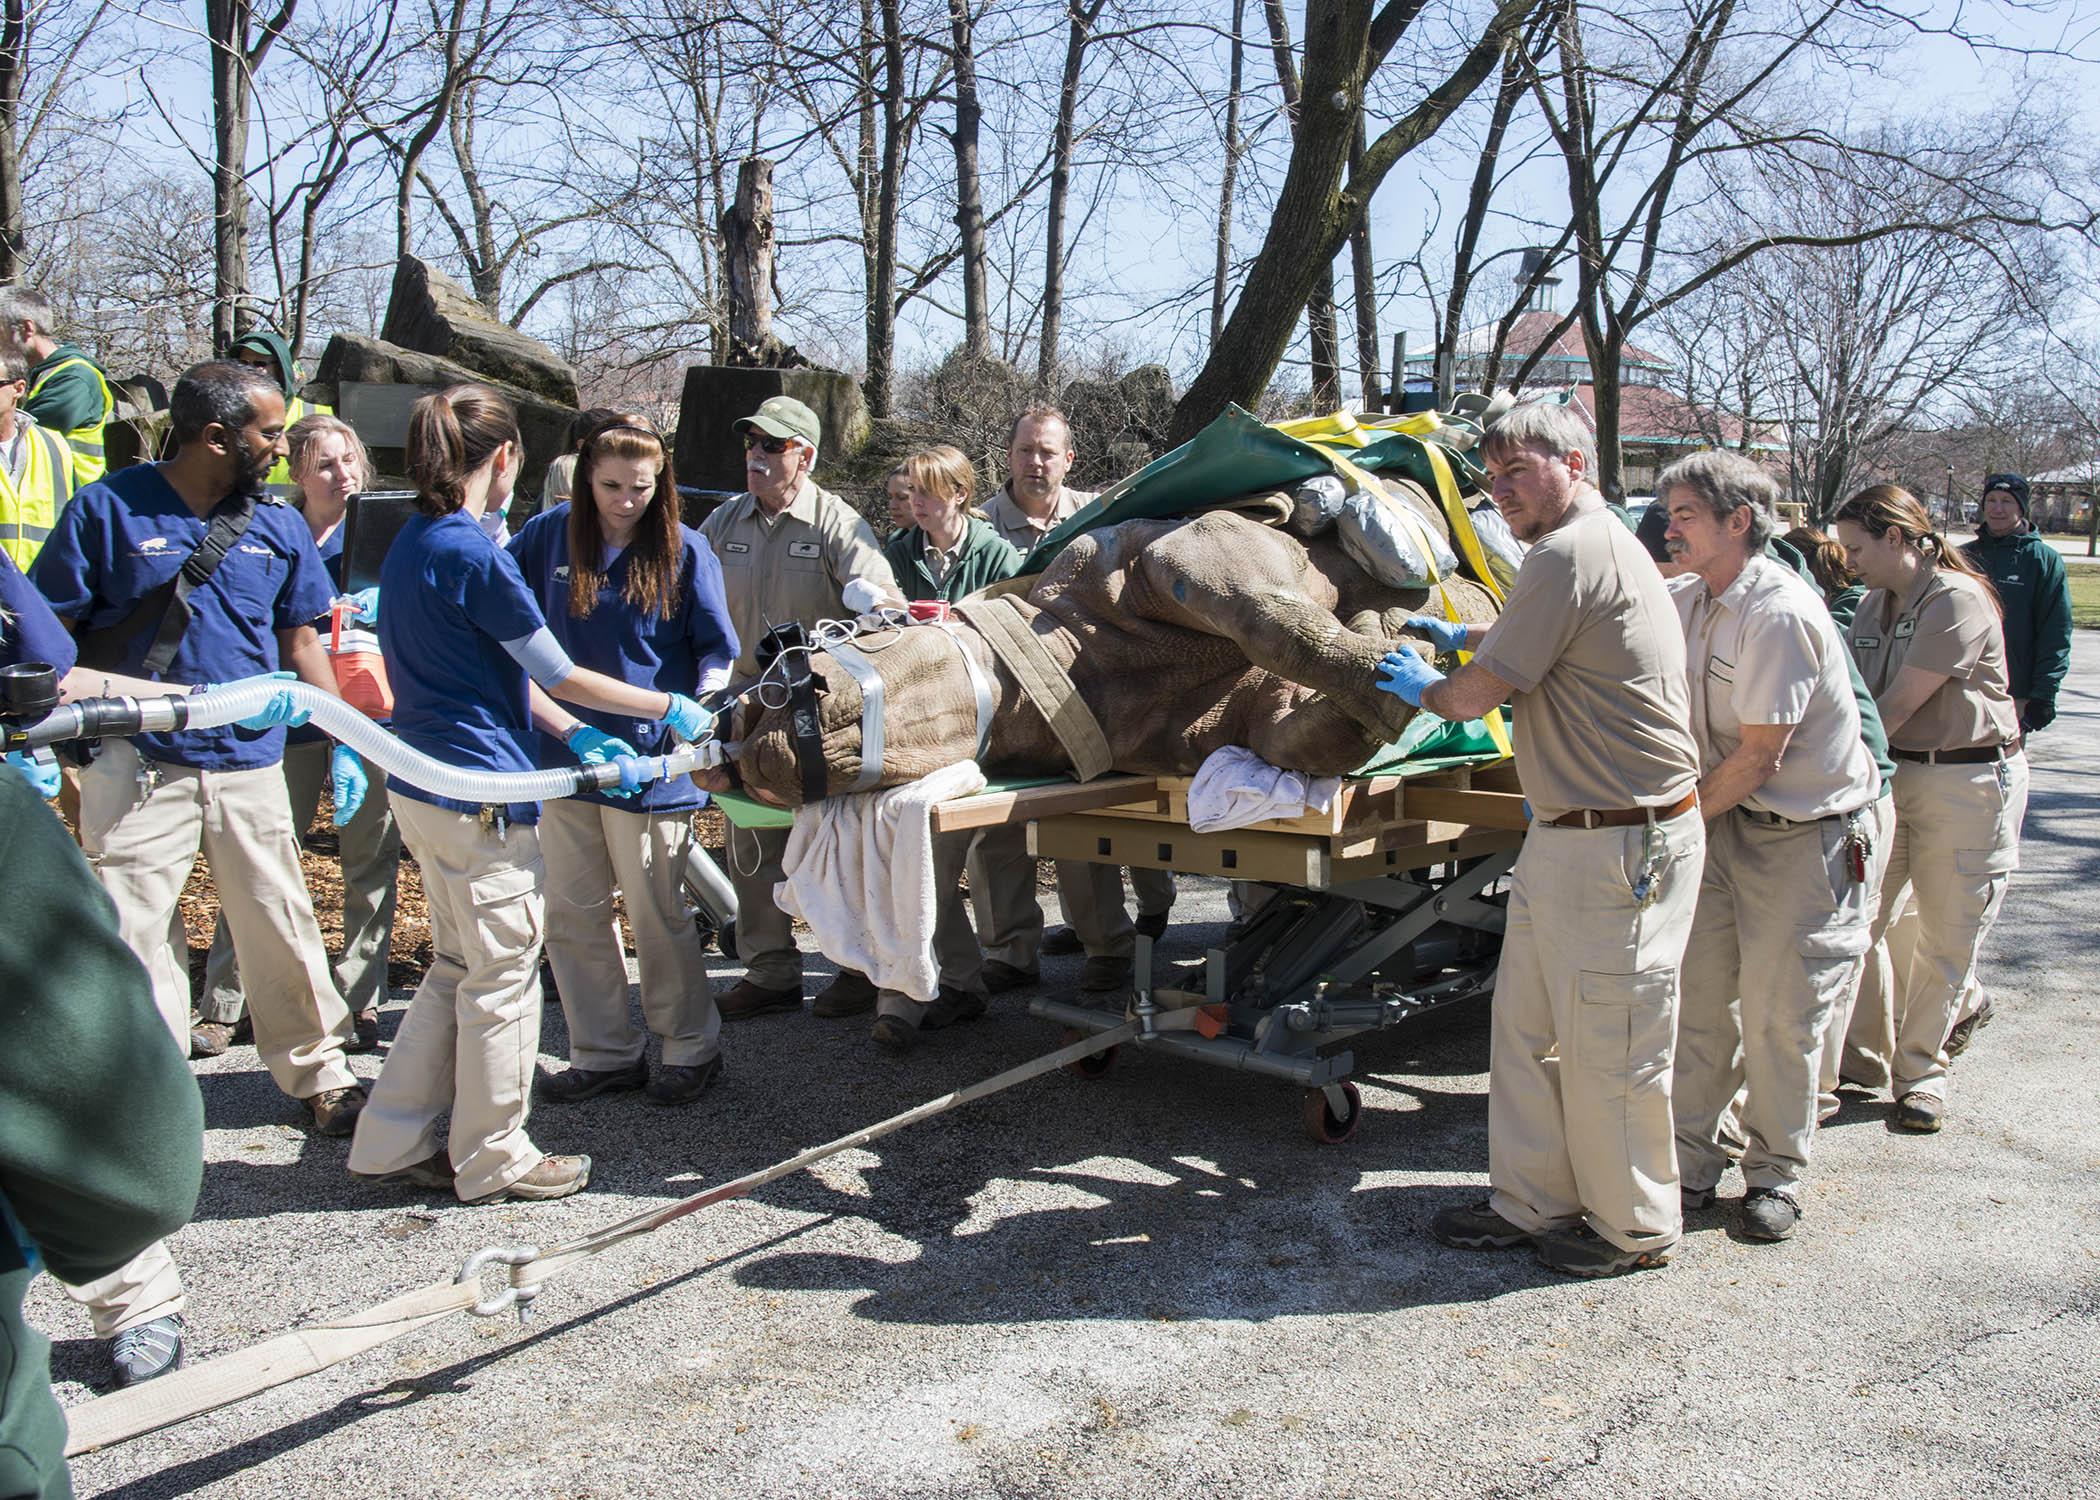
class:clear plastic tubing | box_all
[26,679,703,805]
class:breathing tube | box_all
[0,665,722,804]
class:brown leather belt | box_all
[1544,789,1699,830]
[1892,738,2021,765]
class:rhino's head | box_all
[726,622,1002,806]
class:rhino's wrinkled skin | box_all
[726,511,1499,805]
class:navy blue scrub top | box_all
[0,549,77,674]
[31,464,333,770]
[508,504,738,813]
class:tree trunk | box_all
[0,0,24,282]
[1040,0,1102,389]
[1308,275,1342,410]
[1348,115,1380,411]
[723,157,776,365]
[1438,42,1527,401]
[396,0,468,265]
[447,77,503,310]
[206,0,264,350]
[1588,330,1625,501]
[1209,0,1247,348]
[947,0,990,359]
[865,0,905,417]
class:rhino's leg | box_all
[1128,515,1414,743]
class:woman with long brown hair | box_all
[345,386,710,1206]
[508,415,737,1105]
[1830,483,2023,1135]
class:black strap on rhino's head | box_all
[757,621,829,805]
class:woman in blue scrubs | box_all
[346,386,710,1206]
[510,416,736,1107]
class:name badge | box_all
[1894,618,1916,640]
[1854,636,1881,650]
[722,541,750,554]
[788,541,821,559]
[1706,656,1735,684]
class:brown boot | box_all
[353,1150,455,1191]
[717,978,802,1020]
[306,1085,367,1137]
[812,970,879,1018]
[463,1154,592,1204]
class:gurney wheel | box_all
[1303,1081,1361,1144]
[1061,1027,1119,1078]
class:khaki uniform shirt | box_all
[982,483,1096,556]
[1846,567,2016,752]
[698,478,896,679]
[1671,556,1878,821]
[1473,505,1700,823]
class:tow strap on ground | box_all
[62,1019,1148,1458]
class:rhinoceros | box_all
[713,506,1500,806]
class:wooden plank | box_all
[930,776,1160,833]
[1029,814,1327,887]
[1401,785,1531,831]
[1328,828,1525,881]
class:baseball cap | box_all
[733,396,821,450]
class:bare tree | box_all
[1208,0,1246,349]
[203,0,297,348]
[1038,0,1107,385]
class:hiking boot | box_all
[307,1085,367,1137]
[1429,1199,1532,1250]
[811,970,879,1019]
[922,986,987,1030]
[1135,909,1171,940]
[647,1055,723,1105]
[1894,1091,1944,1133]
[717,978,802,1020]
[871,1013,919,1055]
[980,960,1039,995]
[354,1150,455,1191]
[1739,1188,1802,1242]
[541,1059,649,1103]
[1682,1184,1718,1212]
[1534,1223,1674,1278]
[189,1020,238,1059]
[465,1154,592,1204]
[1040,925,1084,957]
[1946,998,1995,1058]
[347,1008,382,1054]
[110,1315,184,1388]
[1080,956,1133,993]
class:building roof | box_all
[1415,309,1674,375]
[2028,460,2100,486]
[1565,382,1784,452]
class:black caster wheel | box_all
[1303,1080,1362,1144]
[1061,1026,1119,1078]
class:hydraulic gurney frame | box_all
[931,762,1530,1142]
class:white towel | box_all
[1185,746,1342,832]
[774,760,988,1003]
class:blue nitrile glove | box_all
[567,723,642,799]
[6,750,60,799]
[662,693,712,743]
[346,587,380,626]
[1375,649,1444,710]
[220,670,312,730]
[330,744,367,826]
[1403,614,1470,655]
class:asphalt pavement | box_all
[40,635,2100,1499]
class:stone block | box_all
[674,365,869,493]
[381,256,580,408]
[315,333,579,514]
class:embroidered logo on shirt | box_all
[788,541,821,559]
[554,565,570,579]
[135,536,174,556]
[1893,618,1915,639]
[237,543,274,558]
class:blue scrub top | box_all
[379,509,548,823]
[30,464,333,770]
[508,505,738,812]
[0,549,77,675]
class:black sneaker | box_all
[922,986,987,1030]
[1039,925,1084,957]
[110,1314,184,1387]
[1429,1199,1532,1250]
[980,960,1039,994]
[811,970,879,1019]
[871,1013,919,1055]
[1080,956,1133,993]
[1534,1223,1674,1278]
[1893,1091,1944,1133]
[541,1059,650,1103]
[1738,1188,1801,1241]
[646,1055,723,1106]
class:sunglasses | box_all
[742,433,794,455]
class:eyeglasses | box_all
[743,433,793,455]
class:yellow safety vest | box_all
[265,395,335,497]
[0,423,77,570]
[23,355,113,489]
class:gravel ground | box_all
[40,640,2100,1499]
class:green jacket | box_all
[0,775,203,1500]
[21,343,110,438]
[882,516,1021,603]
[1962,526,2072,709]
[1767,537,1894,795]
[227,327,299,399]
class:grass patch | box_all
[2070,567,2100,630]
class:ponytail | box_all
[1831,483,2000,616]
[406,384,522,518]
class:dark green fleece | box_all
[1766,536,1894,794]
[882,516,1022,603]
[1962,526,2072,710]
[0,775,203,1500]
